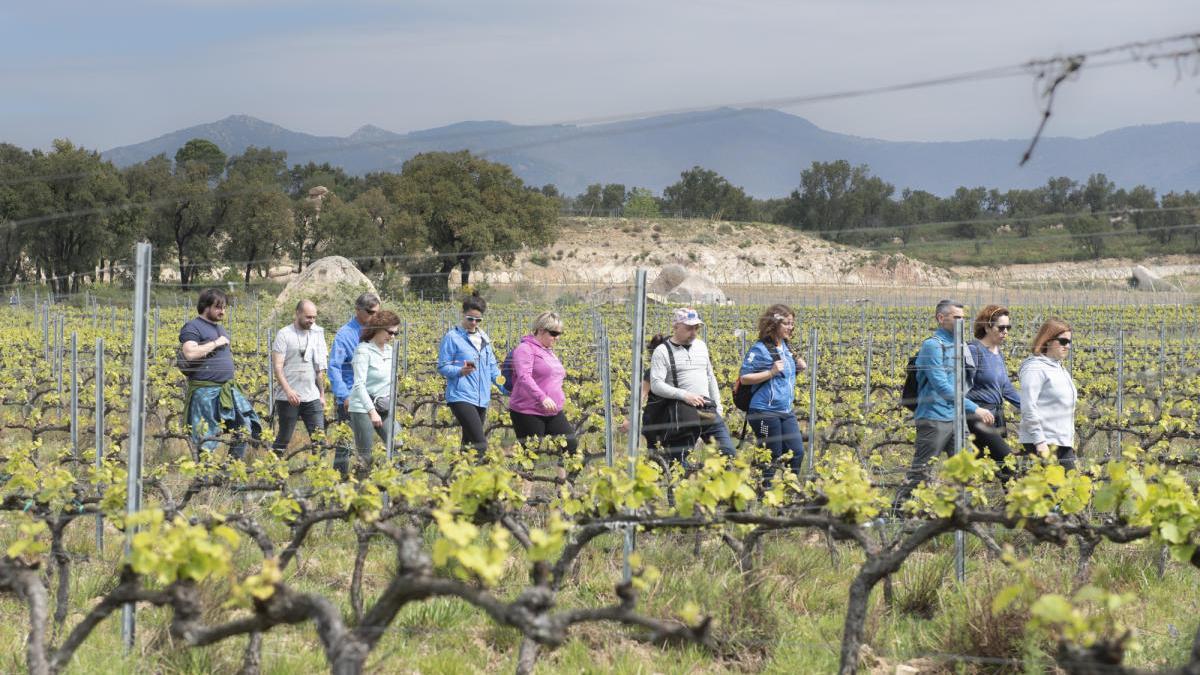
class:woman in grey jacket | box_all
[1018,318,1078,470]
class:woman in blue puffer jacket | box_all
[738,304,806,483]
[437,295,503,458]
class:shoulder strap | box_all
[665,341,680,388]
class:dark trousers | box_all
[894,418,957,510]
[1022,443,1077,471]
[449,402,489,456]
[273,399,325,454]
[747,410,805,482]
[510,410,578,454]
[333,402,353,477]
[967,408,1015,480]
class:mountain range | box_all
[100,109,1200,198]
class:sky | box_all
[2,0,1198,151]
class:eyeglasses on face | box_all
[1054,337,1071,346]
[386,329,400,336]
[992,324,1011,332]
[463,315,484,323]
[545,329,562,337]
[364,308,378,315]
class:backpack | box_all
[900,339,979,412]
[499,349,515,395]
[900,352,921,412]
[733,343,782,413]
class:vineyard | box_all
[4,288,1200,674]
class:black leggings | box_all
[1022,443,1077,471]
[449,402,488,455]
[509,410,578,455]
[967,410,1014,476]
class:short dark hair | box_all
[935,298,963,317]
[355,293,380,311]
[197,288,227,314]
[462,294,487,314]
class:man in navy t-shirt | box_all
[179,288,260,458]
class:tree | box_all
[288,161,362,201]
[174,139,226,182]
[661,166,752,221]
[1000,187,1047,237]
[779,161,894,239]
[26,140,127,293]
[939,186,992,239]
[217,147,292,284]
[387,151,557,296]
[0,144,41,283]
[1080,173,1115,214]
[624,188,660,218]
[601,184,626,213]
[575,184,603,215]
[1159,191,1200,247]
[1066,214,1107,258]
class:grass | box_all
[7,513,1199,674]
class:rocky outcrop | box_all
[648,264,727,304]
[272,256,377,324]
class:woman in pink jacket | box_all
[508,311,578,454]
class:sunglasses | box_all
[364,308,378,315]
[464,315,484,323]
[1054,337,1071,346]
[386,329,400,336]
[545,330,562,337]
[992,324,1011,332]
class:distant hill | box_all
[100,110,1200,197]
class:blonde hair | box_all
[531,311,563,335]
[1030,317,1072,354]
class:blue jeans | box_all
[663,415,736,467]
[747,410,805,481]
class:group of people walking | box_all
[178,290,578,474]
[894,299,1078,510]
[177,289,1079,495]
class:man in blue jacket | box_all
[893,299,993,511]
[329,292,380,476]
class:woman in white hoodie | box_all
[1018,318,1078,470]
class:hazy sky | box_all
[3,0,1198,151]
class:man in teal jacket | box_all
[893,299,993,511]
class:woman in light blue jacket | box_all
[738,304,806,483]
[348,310,400,466]
[437,295,503,457]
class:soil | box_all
[466,218,952,287]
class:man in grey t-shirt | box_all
[271,300,328,454]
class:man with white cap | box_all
[648,307,735,463]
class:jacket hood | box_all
[1021,354,1063,371]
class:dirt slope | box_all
[470,217,951,287]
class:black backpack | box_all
[900,352,921,412]
[899,339,979,412]
[733,343,782,413]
